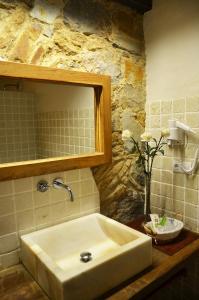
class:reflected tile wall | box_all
[0,91,37,163]
[36,108,95,158]
[0,91,95,163]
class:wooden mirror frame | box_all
[0,61,112,181]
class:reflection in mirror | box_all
[0,78,95,164]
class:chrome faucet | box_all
[53,178,74,202]
[37,178,74,202]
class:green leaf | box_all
[159,216,167,226]
[149,149,156,156]
[158,149,164,155]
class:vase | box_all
[145,174,151,221]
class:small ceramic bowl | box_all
[143,217,184,244]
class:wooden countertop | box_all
[1,240,199,300]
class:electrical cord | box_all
[180,146,199,175]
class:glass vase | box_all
[145,174,151,222]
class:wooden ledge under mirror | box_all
[0,61,112,181]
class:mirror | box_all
[0,61,111,181]
[0,78,95,163]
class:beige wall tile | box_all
[173,173,185,186]
[161,100,172,114]
[65,169,80,182]
[161,156,172,170]
[50,201,67,221]
[0,215,16,236]
[173,99,185,113]
[81,180,94,196]
[173,186,184,201]
[161,170,172,184]
[1,250,19,268]
[161,183,172,198]
[185,188,198,205]
[33,190,49,208]
[151,169,161,181]
[0,181,13,196]
[15,192,33,212]
[16,210,35,230]
[173,113,185,122]
[50,187,69,203]
[80,168,93,179]
[173,200,184,216]
[186,175,198,190]
[14,177,33,193]
[150,115,160,128]
[0,196,14,216]
[161,196,173,211]
[184,217,197,232]
[80,194,100,212]
[152,156,162,169]
[164,147,173,157]
[151,194,161,207]
[151,181,161,195]
[150,102,160,115]
[161,114,170,128]
[185,203,197,219]
[65,198,80,216]
[186,96,199,112]
[0,233,19,254]
[186,113,199,128]
[35,206,51,226]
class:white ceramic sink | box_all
[21,213,152,300]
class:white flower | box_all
[140,132,152,142]
[122,129,132,141]
[161,128,170,137]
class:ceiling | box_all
[115,0,152,14]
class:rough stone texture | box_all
[0,0,146,223]
[64,0,111,36]
[30,0,64,24]
[109,2,144,54]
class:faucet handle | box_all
[37,180,49,192]
[53,178,64,189]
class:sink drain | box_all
[80,252,92,263]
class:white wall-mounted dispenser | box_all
[168,119,199,175]
[167,119,196,146]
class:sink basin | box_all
[21,213,152,300]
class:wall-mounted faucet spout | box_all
[53,178,74,202]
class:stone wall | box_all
[0,0,146,223]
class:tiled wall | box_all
[0,91,37,163]
[0,168,100,270]
[145,96,199,232]
[36,108,95,158]
[0,89,95,163]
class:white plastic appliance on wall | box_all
[168,119,199,175]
